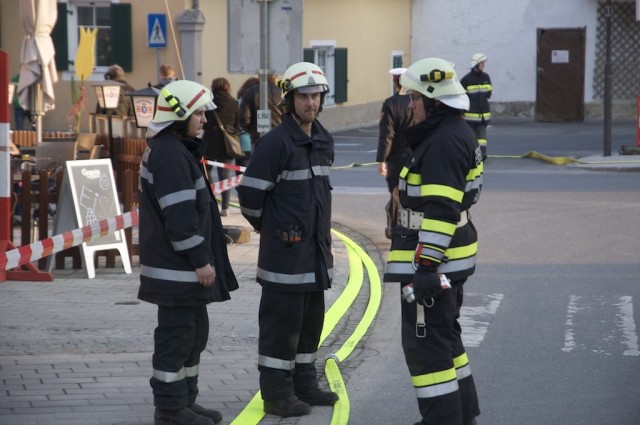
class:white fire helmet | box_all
[278,62,330,99]
[470,53,487,68]
[152,80,216,124]
[400,57,470,110]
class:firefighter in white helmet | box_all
[237,62,338,418]
[383,58,483,425]
[461,53,492,160]
[138,80,239,425]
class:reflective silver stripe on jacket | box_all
[281,168,312,181]
[311,165,331,176]
[239,175,275,191]
[385,256,475,276]
[465,176,483,191]
[437,256,476,274]
[259,354,295,370]
[140,164,153,183]
[295,352,316,364]
[418,232,452,248]
[384,262,415,275]
[240,205,263,218]
[171,234,204,252]
[185,365,199,378]
[140,265,198,282]
[158,188,196,209]
[153,367,186,383]
[257,267,318,284]
[414,380,459,399]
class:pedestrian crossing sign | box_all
[147,14,167,48]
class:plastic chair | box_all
[74,133,97,160]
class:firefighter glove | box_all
[413,269,443,302]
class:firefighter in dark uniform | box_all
[460,53,492,160]
[377,67,414,239]
[384,58,484,425]
[138,80,239,425]
[237,62,339,418]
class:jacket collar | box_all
[283,114,331,146]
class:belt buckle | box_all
[400,208,410,228]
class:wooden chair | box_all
[73,132,97,160]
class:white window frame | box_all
[391,50,404,96]
[309,40,337,107]
[60,0,118,81]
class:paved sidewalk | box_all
[0,204,350,425]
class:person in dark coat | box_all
[202,78,239,216]
[238,73,283,147]
[138,80,238,425]
[376,67,413,239]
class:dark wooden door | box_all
[536,28,586,122]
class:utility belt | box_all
[399,207,469,230]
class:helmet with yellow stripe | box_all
[400,57,469,110]
[152,80,216,124]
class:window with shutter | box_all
[304,43,348,106]
[50,1,131,75]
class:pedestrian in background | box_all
[237,62,339,418]
[461,53,492,160]
[96,64,134,117]
[138,80,239,425]
[238,73,283,148]
[384,57,483,425]
[376,67,414,239]
[154,63,177,89]
[11,74,33,131]
[202,77,239,217]
[235,77,260,167]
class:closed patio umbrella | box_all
[16,0,58,145]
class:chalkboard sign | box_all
[48,159,131,278]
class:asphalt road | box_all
[325,119,640,425]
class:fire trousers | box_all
[258,288,325,400]
[401,279,480,425]
[150,305,209,410]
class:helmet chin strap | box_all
[423,95,438,116]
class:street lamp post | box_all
[91,80,123,160]
[126,84,159,129]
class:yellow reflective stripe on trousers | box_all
[411,367,457,387]
[453,353,472,380]
[412,368,459,398]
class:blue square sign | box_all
[147,14,167,48]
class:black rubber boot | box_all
[263,395,311,417]
[154,407,214,425]
[296,387,339,406]
[188,403,222,424]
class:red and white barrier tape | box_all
[202,159,246,173]
[1,209,139,271]
[1,160,245,271]
[211,175,243,194]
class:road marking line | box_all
[616,296,640,356]
[563,295,640,356]
[460,293,503,348]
